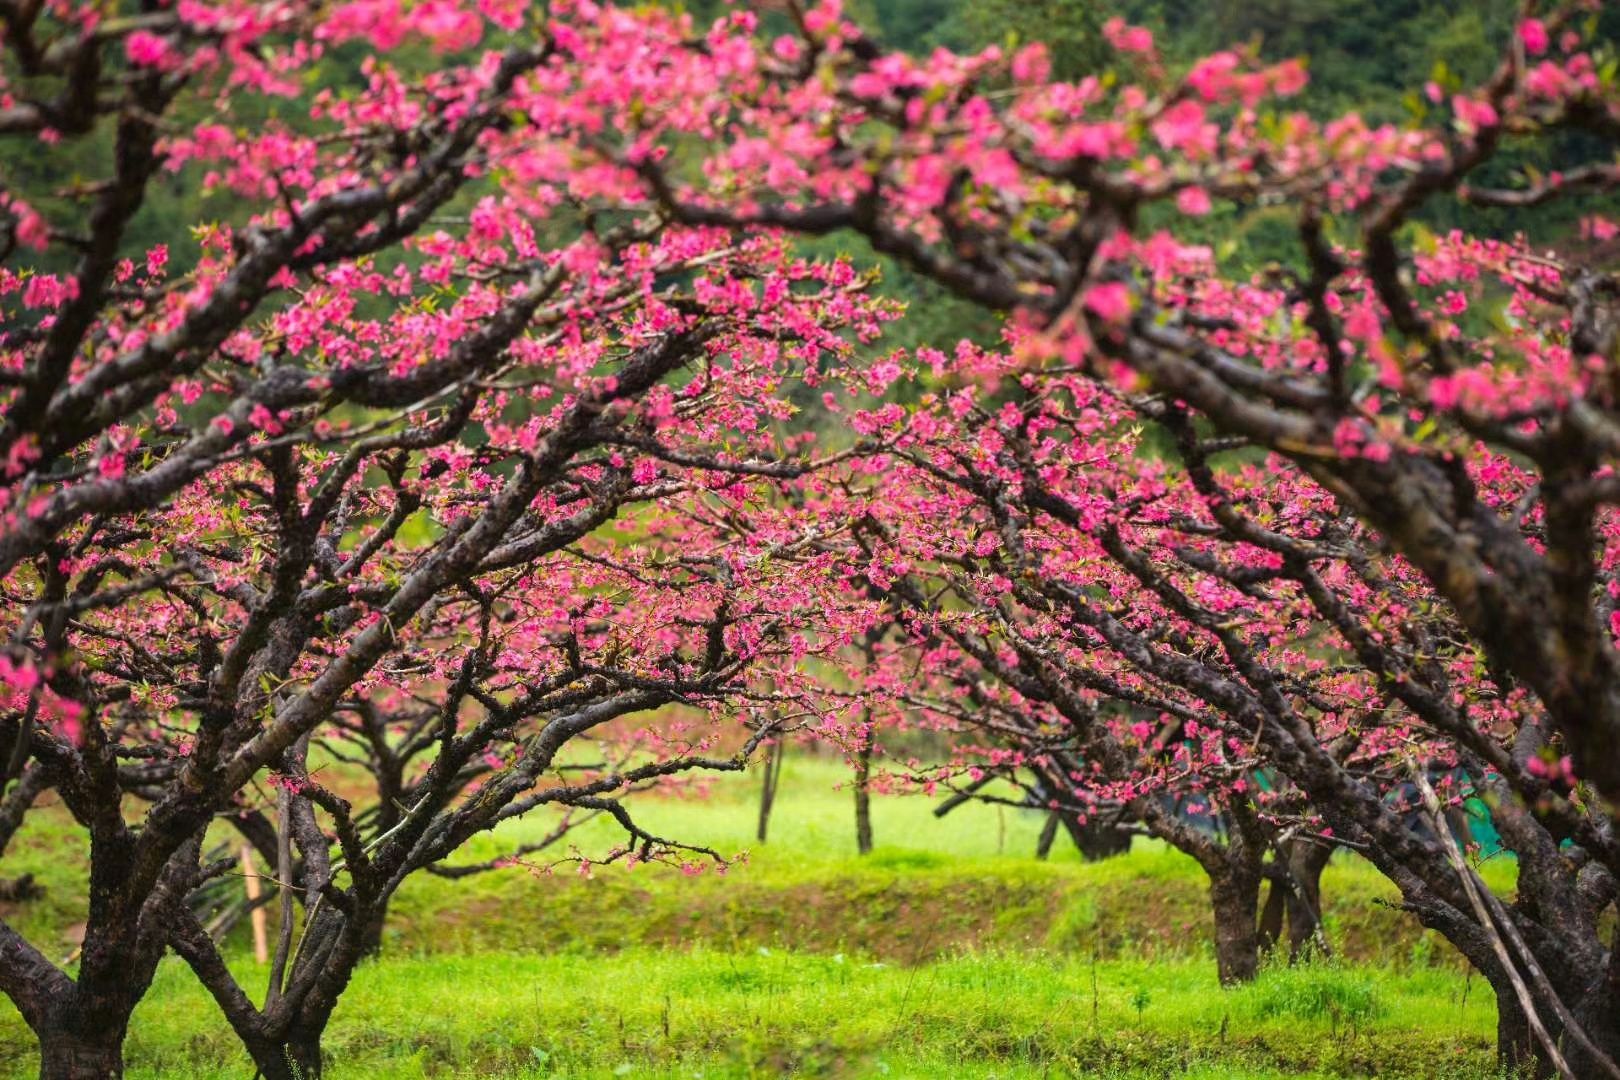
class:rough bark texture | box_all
[1209,870,1262,986]
[1566,968,1620,1080]
[353,914,386,959]
[36,1034,124,1080]
[36,1005,130,1080]
[284,1031,325,1080]
[1493,996,1537,1076]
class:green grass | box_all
[0,755,1509,1078]
[28,948,1494,1080]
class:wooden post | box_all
[240,844,268,964]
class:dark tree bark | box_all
[20,934,163,1080]
[1568,971,1620,1080]
[1059,812,1133,862]
[1209,867,1263,986]
[3,832,205,1080]
[1283,841,1332,961]
[172,899,373,1080]
[1258,876,1286,955]
[1259,838,1333,962]
[352,914,387,959]
[756,736,785,844]
[283,1030,325,1080]
[1494,996,1537,1076]
[1036,809,1133,861]
[35,1020,125,1080]
[1027,762,1131,862]
[1035,811,1061,859]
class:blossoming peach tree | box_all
[817,340,1598,1035]
[622,0,1620,1070]
[6,0,1620,1077]
[0,3,892,1077]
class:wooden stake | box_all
[241,844,268,964]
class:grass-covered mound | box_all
[0,757,1506,1078]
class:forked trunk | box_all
[25,952,160,1080]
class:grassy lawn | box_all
[0,754,1507,1078]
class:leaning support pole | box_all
[1412,766,1619,1080]
[241,845,268,966]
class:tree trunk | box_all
[1566,969,1620,1080]
[36,1020,125,1080]
[1470,952,1620,1077]
[756,737,784,843]
[1060,814,1132,861]
[353,912,386,958]
[245,1029,328,1080]
[263,908,382,1080]
[1209,871,1261,986]
[284,1029,325,1080]
[171,901,359,1080]
[1493,994,1539,1076]
[1284,843,1331,962]
[1035,811,1060,859]
[1257,877,1287,955]
[233,1036,296,1080]
[853,738,874,856]
[26,947,163,1080]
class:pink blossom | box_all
[126,31,178,70]
[1451,94,1499,132]
[248,404,283,435]
[1083,282,1133,324]
[1176,186,1212,216]
[22,274,78,309]
[1152,100,1217,157]
[1102,17,1154,54]
[1270,59,1308,97]
[1518,18,1550,56]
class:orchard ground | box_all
[0,756,1509,1079]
